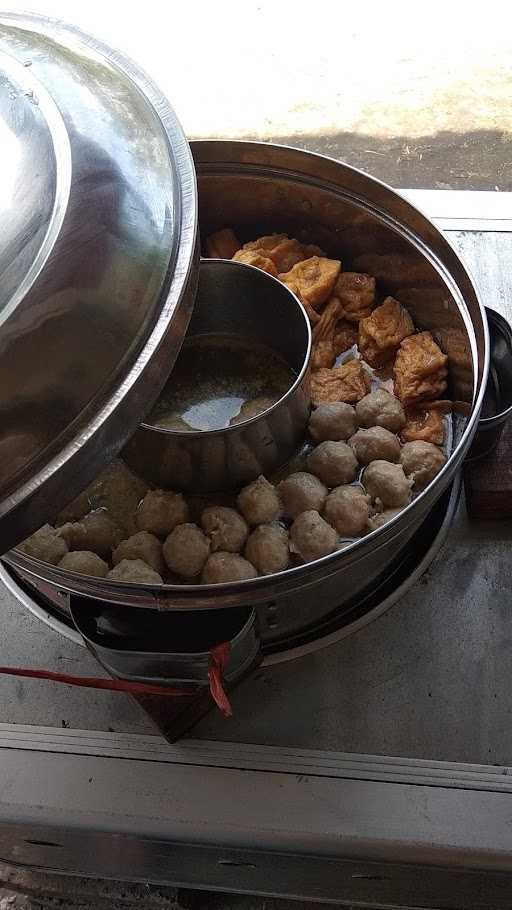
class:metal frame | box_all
[0,189,511,908]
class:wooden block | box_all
[464,420,512,518]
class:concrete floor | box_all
[1,1,511,907]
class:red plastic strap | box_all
[207,642,233,718]
[0,666,193,697]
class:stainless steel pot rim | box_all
[478,308,512,428]
[140,258,312,438]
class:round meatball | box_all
[112,531,164,575]
[308,402,358,443]
[368,508,403,531]
[324,485,371,537]
[237,475,282,526]
[18,524,68,565]
[201,506,249,553]
[349,426,401,465]
[136,489,189,537]
[363,461,412,508]
[108,558,163,584]
[245,523,290,575]
[356,389,406,433]
[58,510,123,558]
[307,441,358,487]
[202,552,258,584]
[400,441,447,490]
[290,510,338,562]
[278,472,328,520]
[163,523,210,578]
[59,550,109,578]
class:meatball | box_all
[201,506,249,553]
[278,472,328,520]
[363,461,412,508]
[400,441,447,490]
[290,510,338,562]
[356,389,406,433]
[112,531,164,575]
[163,523,210,578]
[57,459,148,535]
[349,426,401,465]
[308,402,358,443]
[324,485,371,537]
[237,475,282,526]
[58,510,123,558]
[202,552,258,584]
[108,558,163,584]
[368,508,403,531]
[245,523,290,575]
[136,489,189,537]
[59,551,109,578]
[17,524,68,565]
[307,441,358,487]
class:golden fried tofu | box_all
[401,408,445,445]
[334,272,376,323]
[394,332,448,406]
[243,234,324,274]
[334,320,358,356]
[311,359,371,406]
[280,257,341,310]
[359,296,415,368]
[311,297,342,370]
[206,228,242,259]
[311,339,336,370]
[233,249,278,277]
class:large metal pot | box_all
[4,141,490,651]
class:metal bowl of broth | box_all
[123,259,312,492]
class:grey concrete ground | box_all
[1,0,511,906]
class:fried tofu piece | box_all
[401,408,445,445]
[311,339,336,370]
[359,296,415,368]
[243,234,312,273]
[334,319,358,356]
[311,359,371,406]
[334,272,376,323]
[280,256,341,310]
[206,228,242,259]
[311,298,343,370]
[232,249,279,277]
[394,332,448,406]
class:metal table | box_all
[0,190,511,910]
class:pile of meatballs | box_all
[18,387,447,586]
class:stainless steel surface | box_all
[124,259,311,492]
[71,602,259,685]
[468,308,512,460]
[4,145,490,633]
[0,12,198,550]
[2,728,512,908]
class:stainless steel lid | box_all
[0,13,198,551]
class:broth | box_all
[149,333,296,432]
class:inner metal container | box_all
[123,258,311,493]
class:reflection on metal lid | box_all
[0,13,198,553]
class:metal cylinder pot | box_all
[123,259,311,493]
[5,141,490,645]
